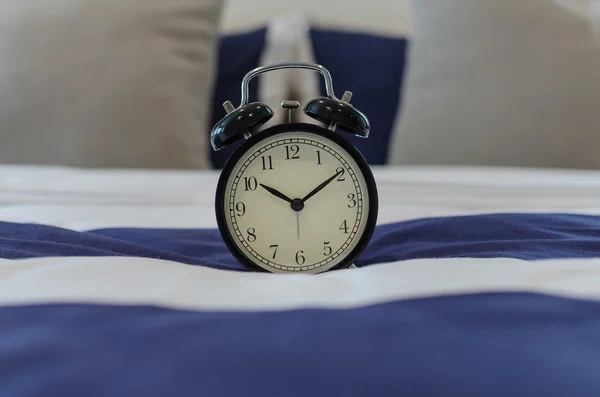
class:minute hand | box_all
[301,169,343,203]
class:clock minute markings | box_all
[231,137,367,272]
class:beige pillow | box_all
[390,0,600,169]
[0,0,222,169]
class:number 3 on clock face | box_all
[215,123,379,274]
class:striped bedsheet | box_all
[1,165,600,396]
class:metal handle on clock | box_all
[237,62,339,108]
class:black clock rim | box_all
[214,122,379,274]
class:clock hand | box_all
[296,212,300,238]
[259,183,293,203]
[301,169,344,203]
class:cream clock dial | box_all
[216,123,378,274]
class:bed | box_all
[2,1,600,395]
[1,164,600,396]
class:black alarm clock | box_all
[210,62,378,274]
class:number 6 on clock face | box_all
[215,123,378,274]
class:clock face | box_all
[218,127,376,274]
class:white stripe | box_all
[2,166,600,230]
[1,257,599,311]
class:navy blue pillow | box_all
[210,28,408,168]
[209,28,267,169]
[309,29,408,165]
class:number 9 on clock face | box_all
[215,123,378,274]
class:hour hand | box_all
[259,183,293,203]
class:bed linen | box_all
[1,165,600,396]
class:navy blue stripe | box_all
[210,28,266,169]
[1,292,599,396]
[1,213,600,270]
[310,29,408,165]
[361,212,600,263]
